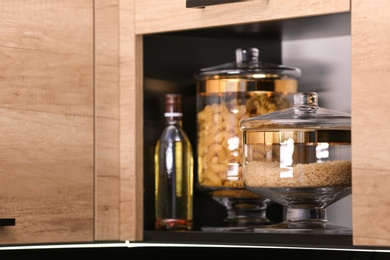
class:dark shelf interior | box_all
[142,12,354,248]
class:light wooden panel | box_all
[352,0,390,246]
[119,0,144,241]
[135,0,350,34]
[95,0,121,241]
[0,0,94,244]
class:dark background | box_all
[143,32,284,231]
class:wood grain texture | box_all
[0,0,94,244]
[135,0,350,34]
[351,0,390,247]
[95,0,121,241]
[4,0,389,247]
[119,0,144,241]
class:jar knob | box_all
[293,92,319,114]
[236,47,259,63]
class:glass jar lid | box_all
[240,92,351,132]
[194,47,302,80]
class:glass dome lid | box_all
[194,47,302,80]
[240,92,351,130]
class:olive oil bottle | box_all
[154,94,194,231]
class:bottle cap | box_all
[164,94,183,118]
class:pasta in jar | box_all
[197,92,293,196]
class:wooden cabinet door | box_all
[0,0,94,244]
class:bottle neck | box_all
[165,111,183,126]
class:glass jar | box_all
[195,47,301,231]
[240,92,351,234]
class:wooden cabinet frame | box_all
[95,0,143,242]
[1,0,390,247]
[115,0,390,247]
[3,0,383,247]
[351,1,390,247]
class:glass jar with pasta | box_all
[195,47,301,231]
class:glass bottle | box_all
[154,93,194,231]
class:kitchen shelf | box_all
[143,231,390,256]
[142,11,351,235]
[1,241,390,259]
[144,231,353,248]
